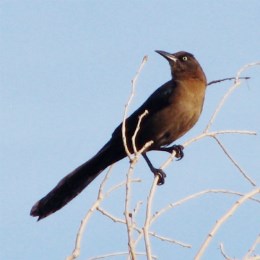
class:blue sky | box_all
[1,1,260,259]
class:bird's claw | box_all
[167,144,184,160]
[173,145,184,160]
[155,144,184,160]
[153,168,166,185]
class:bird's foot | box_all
[152,168,166,185]
[168,144,184,160]
[158,144,184,160]
[142,153,166,185]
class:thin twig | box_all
[213,136,256,186]
[88,251,157,260]
[121,57,148,260]
[143,176,159,259]
[133,201,143,217]
[125,112,153,260]
[125,161,137,260]
[122,56,148,158]
[98,205,191,249]
[195,188,260,260]
[67,166,114,260]
[105,178,142,196]
[67,169,141,260]
[132,110,149,154]
[149,231,191,248]
[131,200,143,234]
[205,62,260,132]
[97,207,126,224]
[207,77,250,86]
[219,243,233,260]
[159,129,256,172]
[244,234,260,259]
[151,189,260,224]
[184,130,256,147]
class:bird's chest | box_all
[154,83,205,146]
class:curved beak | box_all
[155,50,177,62]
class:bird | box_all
[30,50,207,220]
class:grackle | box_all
[31,50,207,220]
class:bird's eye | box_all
[182,56,188,61]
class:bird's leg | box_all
[142,153,166,185]
[155,144,184,160]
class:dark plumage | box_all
[31,50,207,220]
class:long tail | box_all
[30,140,126,220]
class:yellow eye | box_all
[182,56,188,61]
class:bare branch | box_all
[120,56,149,260]
[88,251,158,260]
[105,178,142,196]
[97,206,126,224]
[133,200,143,217]
[143,177,159,259]
[67,166,114,260]
[125,113,153,259]
[205,62,260,132]
[213,136,256,186]
[159,129,256,173]
[132,110,149,154]
[195,188,260,260]
[151,189,260,224]
[124,161,137,260]
[98,205,191,250]
[219,243,233,260]
[67,170,141,260]
[122,56,148,158]
[244,234,260,259]
[207,76,250,86]
[183,129,256,148]
[149,231,191,248]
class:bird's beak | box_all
[155,50,177,62]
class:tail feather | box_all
[30,140,125,220]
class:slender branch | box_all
[207,76,250,86]
[243,234,260,259]
[121,56,148,260]
[143,177,159,259]
[149,232,191,248]
[205,62,260,132]
[124,140,154,260]
[67,166,114,260]
[160,129,256,172]
[105,178,142,196]
[97,207,126,224]
[133,200,143,218]
[125,111,154,260]
[125,161,137,260]
[88,251,157,260]
[151,189,260,224]
[195,188,260,260]
[183,129,256,147]
[131,200,143,235]
[98,205,191,249]
[122,56,148,158]
[132,110,149,154]
[213,136,256,186]
[219,243,233,260]
[67,169,141,260]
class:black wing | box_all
[112,80,176,138]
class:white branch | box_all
[195,189,260,259]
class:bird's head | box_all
[155,50,207,84]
